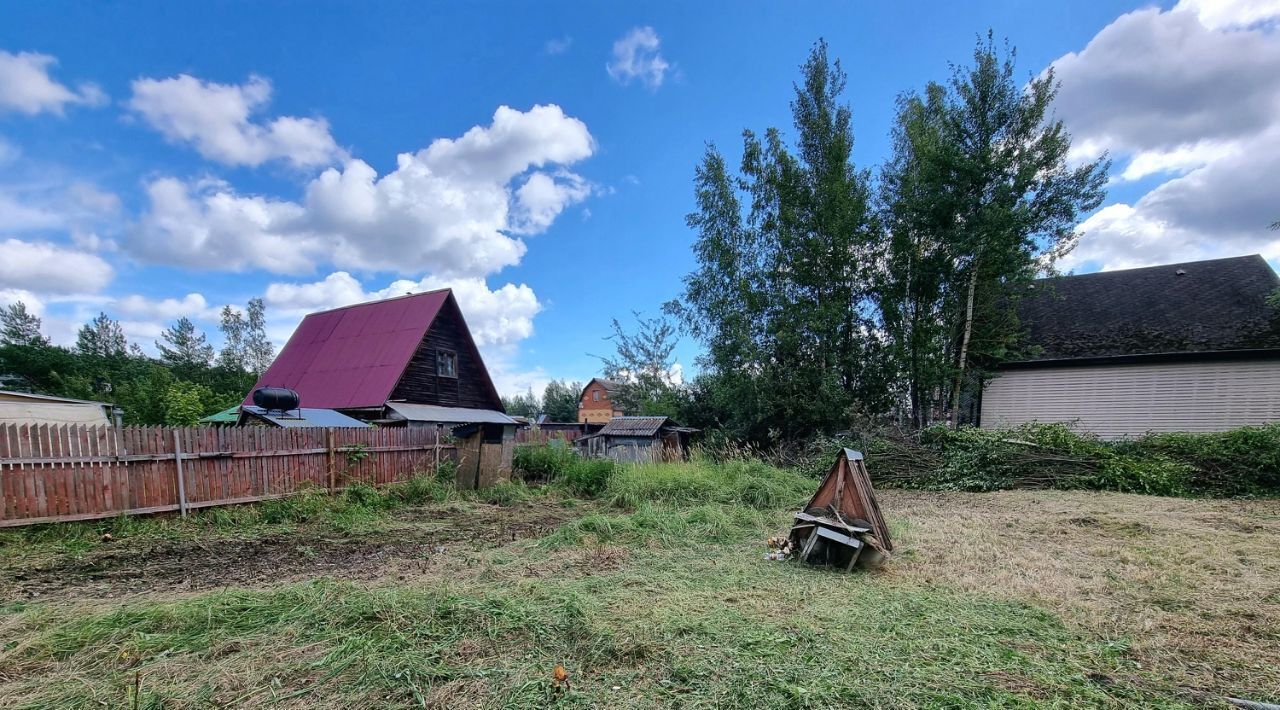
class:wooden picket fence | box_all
[0,424,456,527]
[514,427,584,445]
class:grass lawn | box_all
[0,463,1277,708]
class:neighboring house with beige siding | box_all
[981,255,1280,438]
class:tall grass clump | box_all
[604,459,811,510]
[514,443,618,497]
[541,503,770,547]
[513,443,579,481]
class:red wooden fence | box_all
[0,424,456,527]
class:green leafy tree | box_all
[157,317,215,369]
[217,304,246,370]
[595,312,685,418]
[244,298,275,373]
[541,379,582,422]
[881,33,1109,424]
[75,312,128,359]
[0,302,48,347]
[163,380,214,425]
[670,40,887,439]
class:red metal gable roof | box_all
[244,290,451,409]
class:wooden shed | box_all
[577,416,697,462]
[0,391,120,427]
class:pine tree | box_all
[0,302,48,347]
[157,317,215,369]
[541,379,583,422]
[75,312,128,358]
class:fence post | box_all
[326,429,337,493]
[172,429,188,519]
[434,426,441,475]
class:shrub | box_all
[1123,424,1280,497]
[789,422,1280,498]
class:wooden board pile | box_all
[784,448,892,572]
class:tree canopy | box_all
[671,35,1108,441]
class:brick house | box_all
[578,378,624,423]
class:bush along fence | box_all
[0,424,456,527]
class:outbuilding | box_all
[577,416,698,462]
[980,255,1280,438]
[0,391,120,427]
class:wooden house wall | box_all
[389,301,501,410]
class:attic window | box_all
[436,350,457,378]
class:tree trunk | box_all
[950,255,981,427]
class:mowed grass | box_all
[1,457,1277,708]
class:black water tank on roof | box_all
[252,387,300,412]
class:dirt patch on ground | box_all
[0,499,579,603]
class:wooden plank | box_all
[173,429,188,518]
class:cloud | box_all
[544,36,572,55]
[0,50,105,115]
[128,74,344,167]
[0,288,44,315]
[0,178,123,237]
[0,238,114,293]
[112,292,218,322]
[129,104,595,276]
[607,26,671,89]
[1178,0,1280,30]
[1051,0,1280,271]
[0,137,18,165]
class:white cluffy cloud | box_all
[0,50,105,115]
[607,26,671,89]
[129,104,595,276]
[112,292,219,322]
[129,74,345,168]
[0,238,113,293]
[1051,0,1280,271]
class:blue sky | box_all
[2,0,1279,395]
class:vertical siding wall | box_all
[981,359,1280,438]
[0,424,456,527]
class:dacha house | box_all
[246,289,516,487]
[578,378,624,423]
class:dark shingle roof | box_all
[593,378,623,393]
[1014,255,1280,362]
[597,416,672,437]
